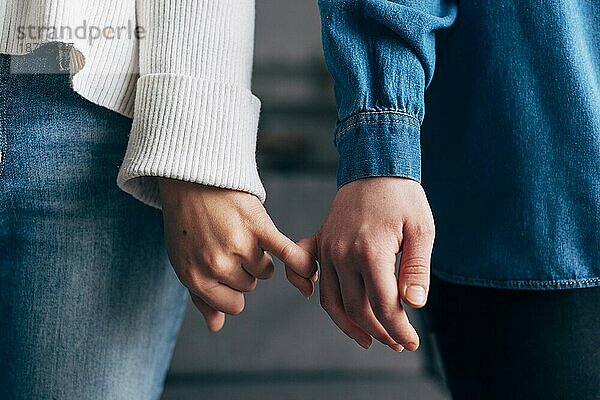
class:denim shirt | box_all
[319,0,600,289]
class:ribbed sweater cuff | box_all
[117,73,265,209]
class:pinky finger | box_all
[285,264,314,298]
[189,291,225,332]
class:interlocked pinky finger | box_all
[285,264,314,298]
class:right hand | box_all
[296,177,435,351]
[158,178,318,332]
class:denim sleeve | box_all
[318,0,457,188]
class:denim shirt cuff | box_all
[334,111,422,189]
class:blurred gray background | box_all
[162,1,449,399]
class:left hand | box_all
[158,178,318,332]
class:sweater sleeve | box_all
[319,0,457,188]
[117,0,265,208]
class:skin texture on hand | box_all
[297,177,435,351]
[158,178,318,332]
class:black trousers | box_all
[425,275,600,400]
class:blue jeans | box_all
[0,45,188,399]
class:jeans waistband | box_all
[7,42,71,75]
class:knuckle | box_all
[229,244,248,259]
[401,260,430,278]
[356,246,380,266]
[204,263,222,277]
[177,266,200,289]
[328,241,350,264]
[278,241,297,263]
[328,236,385,269]
[229,233,251,256]
[202,253,229,276]
[352,239,383,267]
[245,203,267,224]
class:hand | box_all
[299,177,435,351]
[158,178,318,332]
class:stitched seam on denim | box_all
[0,111,5,177]
[0,59,7,177]
[337,171,420,189]
[434,270,600,287]
[342,110,421,126]
[336,119,420,141]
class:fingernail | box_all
[406,342,419,351]
[389,343,404,352]
[304,286,315,299]
[406,285,427,306]
[311,271,319,282]
[355,339,370,349]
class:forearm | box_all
[318,0,457,187]
[118,0,265,208]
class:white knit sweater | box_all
[0,0,265,207]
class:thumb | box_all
[258,224,318,279]
[398,222,435,308]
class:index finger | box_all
[257,224,318,278]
